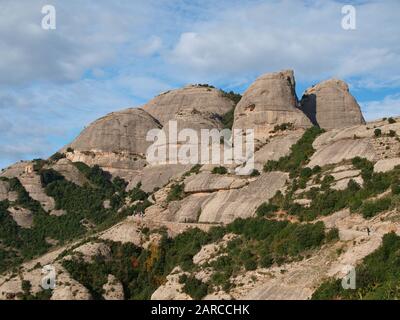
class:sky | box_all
[0,0,399,169]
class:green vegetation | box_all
[312,232,400,300]
[196,84,215,89]
[167,183,185,202]
[0,164,149,273]
[202,218,329,292]
[250,169,260,177]
[220,90,242,129]
[63,217,331,299]
[183,164,202,177]
[260,157,400,221]
[361,197,392,218]
[39,169,64,187]
[220,90,242,105]
[179,274,209,300]
[264,126,324,176]
[374,128,382,137]
[388,117,397,124]
[256,203,278,217]
[49,152,66,162]
[273,122,294,132]
[211,166,228,175]
[63,227,222,300]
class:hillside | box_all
[1,71,400,300]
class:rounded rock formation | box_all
[66,108,161,155]
[233,70,312,140]
[142,85,235,125]
[300,79,366,130]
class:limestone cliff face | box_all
[142,85,235,125]
[300,79,366,130]
[66,108,161,155]
[233,70,312,140]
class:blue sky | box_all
[0,0,399,169]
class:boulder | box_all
[300,79,365,130]
[233,70,311,140]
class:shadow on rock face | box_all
[300,93,318,126]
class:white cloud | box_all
[136,36,163,57]
[0,0,156,84]
[361,94,400,121]
[168,0,400,86]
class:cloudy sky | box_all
[0,0,399,169]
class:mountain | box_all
[1,70,400,300]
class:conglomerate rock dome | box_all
[233,70,312,139]
[66,108,162,155]
[300,79,366,130]
[142,85,235,125]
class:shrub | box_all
[312,165,322,174]
[49,152,65,162]
[39,169,64,187]
[391,182,400,195]
[243,258,257,271]
[273,122,293,132]
[220,90,242,105]
[129,185,148,202]
[388,117,396,124]
[256,203,278,217]
[167,184,185,202]
[179,275,209,300]
[250,169,260,177]
[374,128,382,137]
[184,164,202,176]
[211,166,228,175]
[361,197,392,218]
[263,126,324,175]
[326,228,339,242]
[300,167,313,179]
[259,252,274,268]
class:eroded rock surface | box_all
[199,172,288,223]
[143,85,234,125]
[66,108,161,155]
[308,139,376,168]
[233,70,311,140]
[300,79,365,130]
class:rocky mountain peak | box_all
[300,78,366,130]
[142,85,235,125]
[232,69,312,140]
